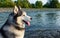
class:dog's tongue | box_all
[27,21,30,26]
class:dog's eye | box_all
[23,15,25,16]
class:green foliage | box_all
[43,0,60,8]
[43,3,49,8]
[49,0,59,8]
[16,0,30,8]
[22,1,30,8]
[56,3,60,8]
[16,0,23,7]
[35,1,43,8]
[0,0,60,8]
[31,4,35,8]
[0,0,15,7]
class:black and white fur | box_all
[0,6,32,38]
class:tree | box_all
[43,0,60,8]
[31,4,35,8]
[22,0,30,8]
[17,0,30,8]
[56,3,60,8]
[17,0,23,7]
[44,0,60,8]
[49,0,59,8]
[35,1,43,8]
[0,0,15,7]
[43,2,50,8]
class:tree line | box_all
[0,0,60,8]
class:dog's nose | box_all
[30,18,32,20]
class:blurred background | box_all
[0,0,60,38]
[0,0,60,8]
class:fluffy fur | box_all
[0,6,32,38]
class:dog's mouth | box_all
[23,20,30,26]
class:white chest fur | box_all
[3,25,25,38]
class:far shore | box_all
[0,8,60,12]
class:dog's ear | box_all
[14,5,22,16]
[14,5,18,14]
[19,6,21,10]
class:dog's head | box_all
[13,6,32,27]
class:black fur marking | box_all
[13,14,19,25]
[0,29,8,38]
[17,6,23,16]
[0,19,9,38]
[14,26,25,30]
[0,29,16,38]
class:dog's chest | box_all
[3,25,25,38]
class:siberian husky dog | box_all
[0,6,32,38]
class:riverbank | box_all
[0,8,60,12]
